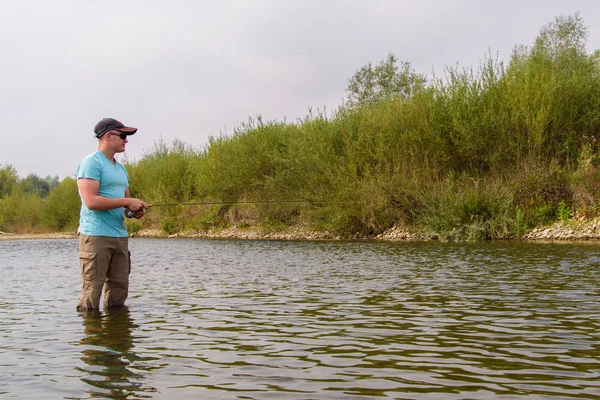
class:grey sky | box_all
[2,0,600,180]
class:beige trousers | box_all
[77,233,130,311]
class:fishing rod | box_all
[124,200,357,218]
[150,200,356,207]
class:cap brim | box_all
[115,126,137,135]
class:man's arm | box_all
[78,178,147,211]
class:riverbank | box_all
[0,231,77,240]
[521,217,600,240]
[4,217,600,242]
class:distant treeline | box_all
[0,165,78,233]
[2,14,600,240]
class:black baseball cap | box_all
[94,118,137,138]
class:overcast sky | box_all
[2,0,600,180]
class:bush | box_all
[126,220,141,234]
[161,218,178,235]
[0,186,44,232]
[41,177,81,231]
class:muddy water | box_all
[1,238,599,399]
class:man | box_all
[76,118,149,311]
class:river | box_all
[0,238,599,399]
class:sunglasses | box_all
[109,132,129,140]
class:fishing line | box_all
[149,200,357,207]
[125,200,357,218]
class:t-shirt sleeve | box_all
[77,156,101,181]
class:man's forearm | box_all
[83,195,131,211]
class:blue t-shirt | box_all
[77,150,129,237]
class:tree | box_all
[0,164,18,198]
[19,174,60,198]
[534,12,588,60]
[345,53,427,106]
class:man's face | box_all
[106,130,129,153]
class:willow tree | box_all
[345,53,427,106]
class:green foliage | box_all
[569,146,600,218]
[196,212,215,230]
[510,161,572,228]
[0,185,43,232]
[535,13,588,58]
[41,178,80,231]
[515,206,528,233]
[557,200,571,222]
[346,53,427,106]
[0,164,18,198]
[238,221,251,229]
[20,174,59,198]
[505,13,600,165]
[533,203,557,226]
[405,176,519,241]
[192,117,297,202]
[125,138,199,206]
[126,220,141,234]
[161,218,178,235]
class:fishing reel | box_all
[125,206,151,218]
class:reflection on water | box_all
[0,238,599,399]
[77,306,155,398]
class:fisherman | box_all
[76,118,148,311]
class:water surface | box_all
[1,238,599,399]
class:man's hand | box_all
[133,207,147,219]
[127,198,149,212]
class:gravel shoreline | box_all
[0,232,77,241]
[3,218,600,242]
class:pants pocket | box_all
[79,251,97,281]
[128,251,131,275]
